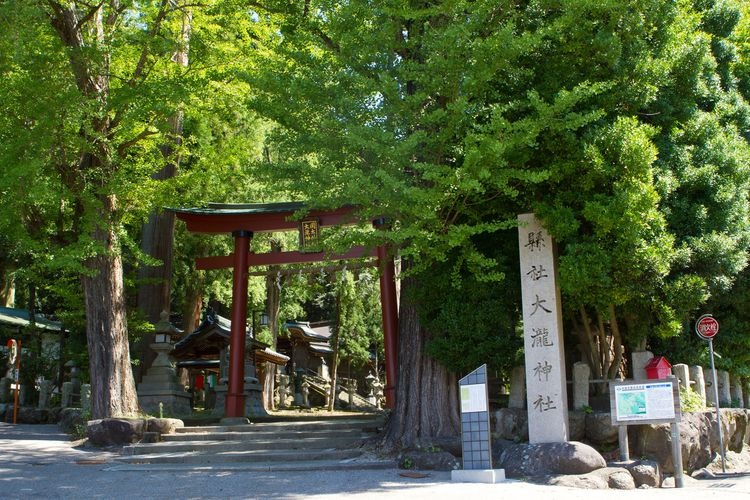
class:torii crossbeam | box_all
[174,202,398,417]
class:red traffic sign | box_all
[695,314,719,340]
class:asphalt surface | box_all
[2,423,750,499]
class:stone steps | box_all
[116,447,363,464]
[173,417,382,435]
[163,429,371,441]
[114,414,389,470]
[123,435,369,454]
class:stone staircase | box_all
[108,415,392,471]
[304,374,375,409]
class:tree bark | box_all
[82,195,139,418]
[381,262,460,449]
[262,240,283,410]
[181,268,204,335]
[136,3,191,373]
[0,269,14,307]
[607,304,624,379]
[137,209,175,324]
[328,282,341,411]
[46,2,139,418]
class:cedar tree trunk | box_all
[381,262,460,449]
[82,195,139,418]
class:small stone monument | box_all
[277,374,290,409]
[508,366,526,409]
[212,349,229,417]
[137,312,191,416]
[572,361,591,410]
[705,368,718,407]
[346,379,357,409]
[38,379,53,409]
[717,370,731,405]
[301,377,310,407]
[672,364,690,390]
[323,379,332,408]
[730,376,744,408]
[61,382,73,408]
[294,368,305,406]
[689,365,706,404]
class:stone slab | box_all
[451,469,506,483]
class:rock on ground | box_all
[495,440,606,477]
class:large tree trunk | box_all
[82,195,139,418]
[0,268,14,307]
[381,263,460,449]
[262,240,283,410]
[328,283,341,411]
[182,268,204,335]
[137,209,175,324]
[573,305,625,394]
[136,3,191,321]
[136,4,191,376]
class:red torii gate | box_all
[174,202,398,418]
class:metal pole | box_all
[671,422,684,488]
[709,339,726,473]
[618,425,630,462]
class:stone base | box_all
[220,416,250,425]
[213,386,227,417]
[138,391,192,417]
[451,469,506,483]
[211,385,267,418]
[245,384,267,417]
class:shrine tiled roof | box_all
[0,307,63,332]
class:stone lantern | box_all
[137,312,191,416]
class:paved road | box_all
[2,423,750,499]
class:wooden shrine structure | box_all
[174,202,398,418]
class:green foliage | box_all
[241,0,750,376]
[2,0,750,393]
[680,385,706,412]
[307,269,382,371]
[417,232,523,375]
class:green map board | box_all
[609,379,681,425]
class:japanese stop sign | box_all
[695,314,719,341]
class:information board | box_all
[610,379,681,425]
[458,365,492,470]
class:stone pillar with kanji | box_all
[518,213,569,443]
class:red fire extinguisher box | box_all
[644,356,672,380]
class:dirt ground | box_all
[704,448,750,473]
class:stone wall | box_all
[493,408,750,473]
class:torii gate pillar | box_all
[226,230,252,417]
